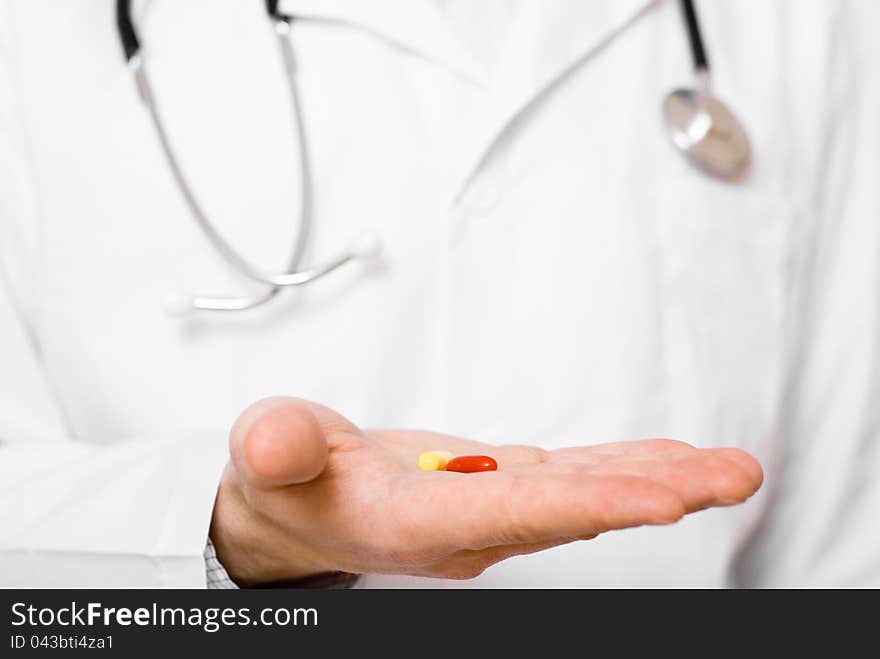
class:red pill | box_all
[445,455,498,473]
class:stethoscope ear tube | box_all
[117,0,289,63]
[136,1,711,79]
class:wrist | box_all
[209,465,327,586]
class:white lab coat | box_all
[0,0,878,587]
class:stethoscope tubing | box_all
[118,0,747,313]
[680,0,709,74]
[117,0,378,312]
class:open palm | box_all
[213,398,763,584]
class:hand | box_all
[210,397,763,585]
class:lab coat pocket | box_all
[647,180,795,452]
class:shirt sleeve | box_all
[205,538,240,590]
[732,1,880,586]
[0,10,229,588]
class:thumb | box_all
[229,397,330,489]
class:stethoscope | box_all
[116,0,750,314]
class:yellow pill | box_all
[418,451,454,471]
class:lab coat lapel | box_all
[278,0,660,199]
[492,0,659,107]
[451,0,659,200]
[277,0,487,84]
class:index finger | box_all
[400,467,686,556]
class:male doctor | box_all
[0,0,877,588]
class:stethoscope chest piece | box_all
[663,88,750,179]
